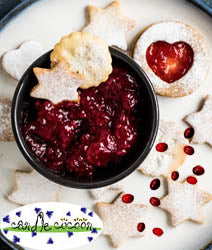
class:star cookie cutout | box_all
[30,62,85,104]
[138,120,187,177]
[89,182,123,200]
[96,192,147,247]
[160,178,212,227]
[82,1,136,50]
[8,170,61,205]
[185,95,212,147]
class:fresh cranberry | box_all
[146,41,194,83]
[184,127,194,139]
[137,223,145,232]
[150,197,160,207]
[184,146,194,155]
[122,194,134,203]
[156,143,168,152]
[187,176,197,185]
[193,165,205,176]
[150,179,160,190]
[153,227,164,237]
[171,171,179,181]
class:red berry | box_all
[137,223,145,232]
[171,171,179,181]
[184,127,194,139]
[122,194,134,203]
[150,197,160,207]
[153,227,164,237]
[184,146,194,155]
[156,143,168,152]
[193,165,205,176]
[150,179,160,190]
[187,176,197,185]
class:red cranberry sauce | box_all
[21,64,141,178]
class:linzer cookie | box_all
[50,32,112,87]
[2,41,43,81]
[160,178,212,227]
[96,192,147,248]
[82,1,136,50]
[138,120,187,177]
[133,21,210,97]
[8,170,61,205]
[185,95,212,147]
[89,182,124,200]
[0,98,14,141]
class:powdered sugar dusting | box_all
[160,178,212,226]
[89,182,123,200]
[82,1,135,50]
[50,32,112,88]
[0,98,14,141]
[96,192,147,247]
[2,41,43,81]
[138,120,187,177]
[8,170,61,205]
[133,21,210,97]
[185,95,212,146]
[31,62,85,104]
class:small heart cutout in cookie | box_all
[146,41,194,83]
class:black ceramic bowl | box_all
[11,47,159,189]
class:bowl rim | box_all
[11,46,159,189]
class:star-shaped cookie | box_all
[138,120,187,177]
[82,1,136,50]
[160,178,212,227]
[96,192,147,247]
[89,182,123,200]
[8,170,61,205]
[30,62,85,104]
[185,95,212,147]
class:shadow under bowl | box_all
[11,47,159,189]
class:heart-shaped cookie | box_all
[2,41,43,81]
[146,41,194,83]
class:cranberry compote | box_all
[22,64,140,178]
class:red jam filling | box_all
[146,41,194,83]
[21,64,140,178]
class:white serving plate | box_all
[0,0,212,249]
